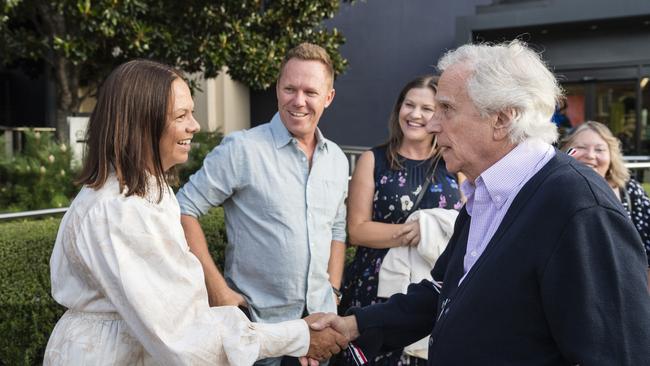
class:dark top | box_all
[350,151,650,365]
[620,178,650,266]
[338,145,461,365]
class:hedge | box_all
[0,208,226,365]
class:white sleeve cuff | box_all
[253,319,310,359]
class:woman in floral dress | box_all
[338,75,462,366]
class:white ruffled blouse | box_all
[44,175,308,365]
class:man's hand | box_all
[310,313,360,342]
[299,313,349,365]
[393,220,421,247]
[307,326,347,361]
[209,286,248,308]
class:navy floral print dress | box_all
[338,146,462,366]
[620,178,650,267]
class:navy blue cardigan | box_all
[351,152,650,365]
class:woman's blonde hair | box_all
[560,121,630,188]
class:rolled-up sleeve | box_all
[177,134,243,218]
[331,181,347,243]
[329,153,349,243]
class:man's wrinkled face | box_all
[426,63,499,182]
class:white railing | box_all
[341,145,368,175]
[3,154,650,221]
[0,207,69,220]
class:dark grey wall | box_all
[473,16,650,77]
[458,0,650,42]
[250,0,492,147]
[251,0,650,147]
[458,0,650,71]
[319,0,491,147]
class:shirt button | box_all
[494,195,502,202]
[302,157,306,161]
[471,251,477,257]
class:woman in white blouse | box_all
[44,60,345,365]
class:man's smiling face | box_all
[276,58,335,142]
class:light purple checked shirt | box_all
[460,139,556,282]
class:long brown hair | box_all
[76,59,183,202]
[384,75,439,170]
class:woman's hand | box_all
[393,220,420,247]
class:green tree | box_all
[0,0,350,139]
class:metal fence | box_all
[3,149,650,222]
[341,145,368,175]
[1,125,57,157]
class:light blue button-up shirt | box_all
[177,113,348,323]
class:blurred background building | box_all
[2,0,650,153]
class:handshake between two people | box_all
[300,313,361,366]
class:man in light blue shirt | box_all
[176,43,348,365]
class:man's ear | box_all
[493,108,516,141]
[324,88,336,108]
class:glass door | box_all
[562,80,644,154]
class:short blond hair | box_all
[279,43,334,88]
[560,121,630,188]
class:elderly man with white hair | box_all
[306,40,650,366]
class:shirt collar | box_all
[463,139,554,212]
[460,178,477,216]
[270,112,328,152]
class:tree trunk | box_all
[36,2,81,142]
[52,55,80,142]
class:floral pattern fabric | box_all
[337,146,462,366]
[620,178,650,267]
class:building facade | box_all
[3,0,650,154]
[458,0,650,154]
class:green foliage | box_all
[0,217,65,365]
[346,245,357,264]
[200,208,228,269]
[174,130,223,189]
[0,208,226,365]
[0,128,220,213]
[0,0,351,119]
[0,130,79,212]
[642,182,650,194]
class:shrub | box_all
[174,130,223,190]
[0,129,222,213]
[0,208,226,365]
[0,217,64,365]
[0,130,78,213]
